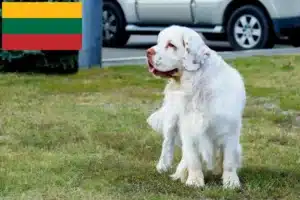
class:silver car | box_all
[102,0,300,50]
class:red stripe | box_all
[2,34,82,50]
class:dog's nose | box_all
[146,48,155,56]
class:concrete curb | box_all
[103,56,146,67]
[102,47,300,67]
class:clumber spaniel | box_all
[146,25,246,189]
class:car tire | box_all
[289,28,300,47]
[226,5,274,50]
[103,1,130,47]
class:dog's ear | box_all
[193,47,210,65]
[183,47,201,71]
[182,29,190,48]
[183,35,210,71]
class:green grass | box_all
[1,55,300,200]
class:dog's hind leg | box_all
[212,144,223,176]
[170,134,186,182]
[180,113,206,188]
[222,124,242,189]
[170,155,187,183]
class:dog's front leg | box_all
[170,154,187,183]
[156,116,178,173]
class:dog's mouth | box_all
[147,59,178,78]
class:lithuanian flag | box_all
[2,2,82,50]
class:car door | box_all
[136,0,193,24]
[192,0,229,25]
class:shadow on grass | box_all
[86,130,300,198]
[84,152,300,199]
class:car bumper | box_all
[272,16,300,37]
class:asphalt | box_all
[102,35,300,67]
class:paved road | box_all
[103,35,291,60]
[102,35,300,67]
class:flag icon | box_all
[2,2,82,50]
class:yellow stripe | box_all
[2,2,82,18]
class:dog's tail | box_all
[146,110,164,134]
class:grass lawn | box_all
[1,55,300,200]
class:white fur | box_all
[147,79,182,173]
[146,25,246,189]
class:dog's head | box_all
[146,25,208,78]
[146,25,187,78]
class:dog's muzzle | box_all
[146,48,178,77]
[146,48,156,73]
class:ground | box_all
[0,55,300,200]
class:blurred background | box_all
[1,0,300,71]
[102,0,300,59]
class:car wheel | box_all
[289,28,300,47]
[226,5,274,50]
[103,1,130,47]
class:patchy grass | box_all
[1,55,300,200]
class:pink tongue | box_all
[150,68,155,73]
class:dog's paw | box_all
[185,170,205,188]
[156,160,171,174]
[170,160,187,182]
[185,176,205,188]
[222,171,241,189]
[170,170,186,183]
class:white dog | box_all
[146,25,246,189]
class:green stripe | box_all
[3,18,81,34]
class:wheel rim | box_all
[233,14,262,49]
[103,9,118,41]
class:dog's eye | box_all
[167,43,177,50]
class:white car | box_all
[102,0,300,50]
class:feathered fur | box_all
[146,25,246,188]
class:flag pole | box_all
[78,0,102,68]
